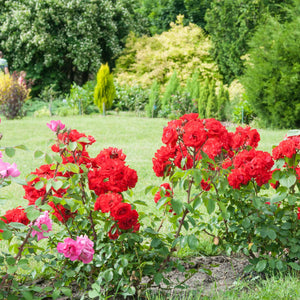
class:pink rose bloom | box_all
[76,235,94,264]
[47,120,65,132]
[0,152,2,158]
[57,237,82,261]
[0,159,20,178]
[31,211,53,241]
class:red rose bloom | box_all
[48,202,75,223]
[23,178,46,205]
[182,120,207,149]
[1,206,29,225]
[94,147,126,166]
[117,209,139,231]
[200,179,211,191]
[154,183,173,203]
[110,202,132,220]
[162,120,182,147]
[272,139,297,160]
[108,225,121,240]
[94,192,123,213]
[297,207,300,220]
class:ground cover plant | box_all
[0,114,299,299]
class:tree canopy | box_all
[0,0,145,95]
[241,3,300,128]
[114,16,220,88]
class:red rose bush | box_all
[0,115,299,299]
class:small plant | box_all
[0,72,30,119]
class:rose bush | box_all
[0,115,299,299]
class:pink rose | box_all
[57,238,82,261]
[57,235,94,264]
[0,159,20,178]
[76,235,94,264]
[31,211,53,241]
[47,120,65,132]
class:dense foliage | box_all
[115,15,221,88]
[137,0,211,34]
[241,4,300,128]
[205,0,294,84]
[0,0,146,96]
[0,72,30,119]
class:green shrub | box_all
[66,81,98,115]
[114,82,149,113]
[145,80,161,118]
[241,4,300,128]
[94,63,116,115]
[0,72,30,119]
[115,15,221,88]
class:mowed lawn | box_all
[0,113,288,213]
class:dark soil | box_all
[35,255,249,299]
[143,255,249,298]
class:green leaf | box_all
[61,287,72,296]
[151,238,162,248]
[171,198,183,215]
[193,169,202,185]
[279,174,296,188]
[187,234,199,250]
[9,222,27,230]
[21,291,33,300]
[45,154,53,164]
[103,270,113,282]
[26,207,41,221]
[88,290,100,298]
[68,141,77,151]
[255,260,267,273]
[2,230,12,240]
[5,147,15,157]
[203,197,215,214]
[288,262,300,271]
[193,197,202,210]
[133,200,147,206]
[52,180,63,191]
[7,265,18,274]
[266,229,276,240]
[154,273,163,285]
[34,150,44,159]
[15,144,28,151]
[34,180,44,190]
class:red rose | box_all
[1,206,29,225]
[49,202,75,223]
[117,209,139,230]
[94,192,123,213]
[110,202,132,220]
[182,120,207,149]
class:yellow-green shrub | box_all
[114,15,221,88]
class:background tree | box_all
[94,64,116,116]
[205,0,293,84]
[115,15,221,88]
[241,2,300,128]
[137,0,211,34]
[0,0,145,96]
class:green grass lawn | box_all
[0,114,298,299]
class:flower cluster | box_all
[57,235,94,264]
[153,114,260,177]
[94,192,140,239]
[0,206,29,226]
[227,149,274,189]
[154,183,173,212]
